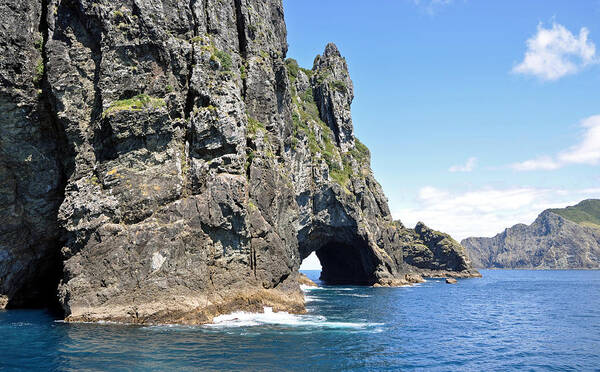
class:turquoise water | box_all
[1,270,599,371]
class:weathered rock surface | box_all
[0,0,478,322]
[462,200,600,269]
[0,0,64,309]
[400,222,481,278]
[298,273,317,287]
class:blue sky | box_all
[284,0,600,270]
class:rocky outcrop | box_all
[399,222,481,278]
[0,0,478,323]
[462,201,600,269]
[298,273,317,287]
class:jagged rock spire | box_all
[312,43,355,152]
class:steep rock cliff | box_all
[0,0,479,323]
[462,201,600,269]
[401,222,480,278]
[0,1,64,309]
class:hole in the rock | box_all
[299,240,376,286]
[299,251,322,283]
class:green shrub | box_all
[300,67,313,77]
[350,138,370,165]
[103,94,166,117]
[301,88,314,104]
[33,59,44,85]
[285,58,299,81]
[215,50,232,71]
[330,158,353,187]
[315,71,330,85]
[34,38,43,52]
[330,80,347,93]
[247,115,266,136]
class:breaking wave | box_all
[205,307,382,330]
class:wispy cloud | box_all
[395,186,600,240]
[449,157,477,172]
[413,0,455,15]
[511,115,600,171]
[512,22,597,81]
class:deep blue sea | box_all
[1,270,599,371]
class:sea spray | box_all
[206,307,382,330]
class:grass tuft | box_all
[103,94,166,117]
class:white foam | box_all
[304,294,323,303]
[347,294,371,298]
[301,286,327,291]
[300,286,355,292]
[205,307,381,329]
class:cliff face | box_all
[0,0,478,323]
[0,1,64,309]
[462,204,600,269]
[401,222,480,278]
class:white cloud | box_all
[513,22,597,81]
[449,157,477,172]
[510,156,561,171]
[394,186,600,240]
[413,0,454,15]
[511,115,600,171]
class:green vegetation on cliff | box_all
[247,115,266,137]
[285,58,312,84]
[285,59,369,187]
[549,199,600,229]
[33,59,44,86]
[104,94,166,117]
[214,50,232,71]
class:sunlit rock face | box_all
[463,205,600,269]
[0,0,478,323]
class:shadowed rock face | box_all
[463,210,600,269]
[399,222,481,279]
[0,0,479,323]
[0,0,65,309]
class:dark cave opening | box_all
[300,238,377,286]
[316,242,373,285]
[5,243,64,317]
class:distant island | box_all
[462,199,600,269]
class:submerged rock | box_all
[298,274,318,287]
[445,278,457,284]
[0,0,479,321]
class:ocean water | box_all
[1,270,599,371]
